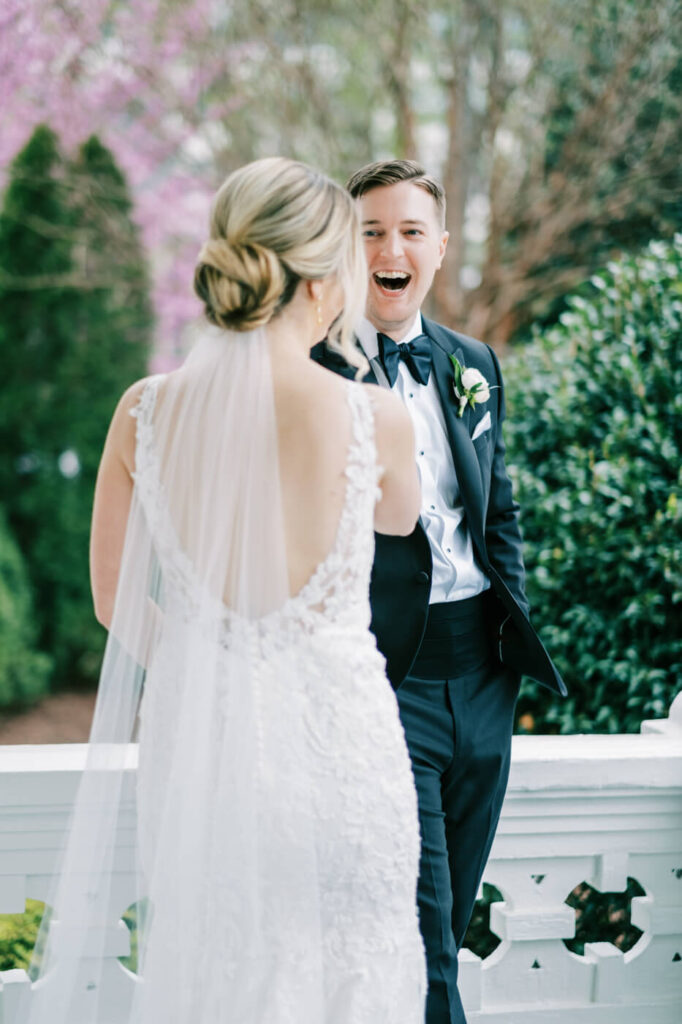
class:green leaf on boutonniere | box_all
[450,354,468,416]
[450,353,463,391]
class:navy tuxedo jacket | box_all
[311,317,566,697]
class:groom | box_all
[312,160,566,1024]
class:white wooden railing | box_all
[1,695,681,1023]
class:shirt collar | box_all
[356,311,424,361]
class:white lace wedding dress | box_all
[129,374,427,1023]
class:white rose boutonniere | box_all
[449,355,495,418]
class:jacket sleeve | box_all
[484,344,530,618]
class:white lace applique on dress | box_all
[129,376,426,1024]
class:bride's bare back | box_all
[271,354,419,598]
[90,342,418,627]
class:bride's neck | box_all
[266,299,319,365]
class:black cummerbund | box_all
[409,591,496,680]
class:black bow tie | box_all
[377,332,432,387]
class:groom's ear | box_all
[436,231,449,269]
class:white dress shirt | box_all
[357,313,490,604]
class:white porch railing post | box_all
[0,969,31,1024]
[0,746,140,1023]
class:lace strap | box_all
[345,379,373,445]
[345,382,381,499]
[129,375,164,477]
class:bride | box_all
[23,157,426,1023]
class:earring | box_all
[316,302,323,326]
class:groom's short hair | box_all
[346,160,446,229]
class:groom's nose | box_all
[380,229,405,260]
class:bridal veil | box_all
[21,324,332,1022]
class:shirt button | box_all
[430,504,435,510]
[409,393,414,399]
[419,450,424,456]
[446,547,452,554]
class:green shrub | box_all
[0,899,47,973]
[564,878,645,956]
[0,898,142,976]
[0,507,52,705]
[0,127,151,701]
[463,880,645,959]
[505,237,682,733]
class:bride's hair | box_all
[194,157,367,366]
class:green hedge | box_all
[0,899,46,974]
[504,237,682,733]
[0,507,51,706]
[0,127,151,702]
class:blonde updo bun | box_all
[193,157,367,363]
[194,238,289,331]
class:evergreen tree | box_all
[0,506,52,706]
[0,125,78,696]
[51,135,153,686]
[68,134,153,383]
[0,127,152,700]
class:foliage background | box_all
[0,508,52,706]
[2,0,681,364]
[0,126,151,701]
[505,237,682,734]
[0,0,679,712]
[0,899,45,973]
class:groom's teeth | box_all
[375,271,411,290]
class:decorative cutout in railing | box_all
[563,876,645,956]
[1,695,681,1023]
[464,883,504,960]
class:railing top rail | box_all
[1,729,681,790]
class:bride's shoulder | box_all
[104,375,166,474]
[359,382,410,431]
[119,374,164,410]
[118,371,176,420]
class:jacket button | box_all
[415,571,430,585]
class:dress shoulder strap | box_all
[344,381,382,503]
[129,374,164,478]
[345,379,374,440]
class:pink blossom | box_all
[1,0,233,368]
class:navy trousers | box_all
[396,595,519,1024]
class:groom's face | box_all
[358,180,448,340]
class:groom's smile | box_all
[359,179,448,341]
[373,270,411,293]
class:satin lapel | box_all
[430,335,488,564]
[364,359,380,386]
[357,337,378,385]
[313,338,377,383]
